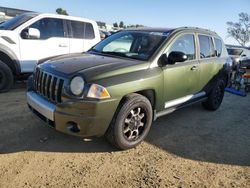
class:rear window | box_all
[85,23,95,39]
[71,21,85,38]
[214,38,222,57]
[70,21,95,39]
[198,35,215,59]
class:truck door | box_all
[19,17,70,73]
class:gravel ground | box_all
[0,82,249,188]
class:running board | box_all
[155,93,207,120]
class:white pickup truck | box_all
[0,12,100,92]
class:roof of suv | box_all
[125,27,218,36]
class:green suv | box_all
[27,27,231,149]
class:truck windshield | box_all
[90,30,171,61]
[0,13,38,30]
[227,48,243,56]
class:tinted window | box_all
[168,34,196,60]
[214,38,222,57]
[70,21,95,39]
[29,18,64,39]
[71,21,85,38]
[199,35,215,59]
[85,23,95,39]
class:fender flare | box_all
[0,44,21,74]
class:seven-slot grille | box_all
[34,68,64,103]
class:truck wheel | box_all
[202,80,225,111]
[105,93,153,150]
[0,60,14,93]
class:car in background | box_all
[226,45,250,70]
[0,12,100,92]
[99,30,111,40]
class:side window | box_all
[85,23,95,39]
[198,35,215,59]
[214,38,222,57]
[70,21,95,39]
[29,18,64,39]
[168,34,196,61]
[71,21,85,39]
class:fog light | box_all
[67,122,80,133]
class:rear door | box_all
[162,33,200,107]
[68,20,97,53]
[19,17,70,72]
[197,35,217,90]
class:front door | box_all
[162,33,200,108]
[19,17,70,73]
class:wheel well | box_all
[136,90,155,109]
[0,51,16,75]
[119,90,156,109]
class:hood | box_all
[40,53,149,79]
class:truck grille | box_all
[34,68,64,103]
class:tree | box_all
[227,12,250,46]
[56,8,68,15]
[113,22,118,28]
[119,21,124,28]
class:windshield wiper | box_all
[88,49,128,58]
[100,51,127,57]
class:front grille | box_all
[34,68,64,103]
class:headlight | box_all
[87,84,110,99]
[70,76,85,96]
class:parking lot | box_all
[0,82,249,187]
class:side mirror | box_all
[100,33,106,40]
[21,28,40,39]
[159,51,188,66]
[28,28,40,39]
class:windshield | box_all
[89,30,171,61]
[227,48,243,56]
[0,13,37,30]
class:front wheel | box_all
[105,93,153,150]
[202,79,225,111]
[0,60,14,93]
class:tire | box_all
[245,86,250,93]
[0,60,14,93]
[105,93,153,150]
[202,79,225,111]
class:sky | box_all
[1,0,249,45]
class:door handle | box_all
[191,65,198,71]
[59,44,68,47]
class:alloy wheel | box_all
[123,107,146,141]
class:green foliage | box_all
[113,22,118,28]
[119,21,124,28]
[56,8,69,16]
[227,12,250,46]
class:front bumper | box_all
[27,91,120,137]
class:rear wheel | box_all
[105,93,153,150]
[202,79,225,111]
[245,85,250,93]
[0,60,14,93]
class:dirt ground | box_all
[0,82,249,188]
